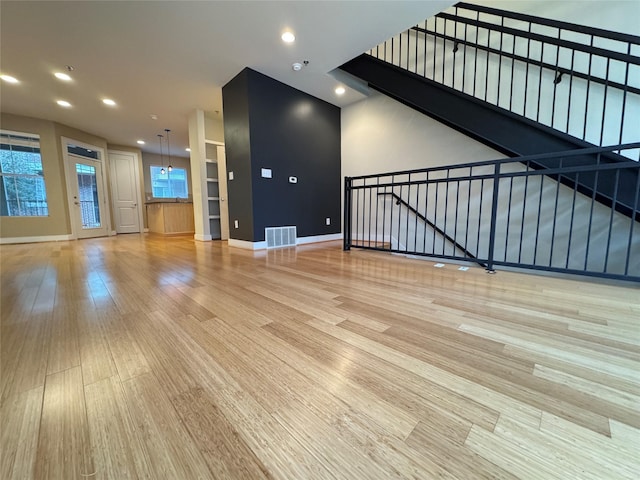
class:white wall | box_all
[342,91,507,178]
[341,91,639,276]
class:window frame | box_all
[149,165,189,199]
[0,129,49,217]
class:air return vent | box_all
[265,226,297,249]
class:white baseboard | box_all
[0,234,73,245]
[194,233,213,241]
[110,230,117,236]
[228,233,343,250]
[143,228,149,233]
[228,238,267,250]
[296,233,343,245]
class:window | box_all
[0,130,48,216]
[150,166,188,198]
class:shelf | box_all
[209,215,221,219]
[205,159,217,164]
[206,178,219,182]
[208,196,220,201]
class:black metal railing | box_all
[367,2,640,160]
[344,143,640,282]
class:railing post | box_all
[486,162,501,273]
[344,176,352,251]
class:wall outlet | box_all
[325,217,331,226]
[234,220,239,229]
[228,171,234,180]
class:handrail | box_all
[433,13,640,66]
[344,143,640,282]
[349,142,640,181]
[454,2,640,45]
[411,25,640,95]
[378,192,481,262]
[366,3,640,154]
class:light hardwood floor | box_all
[1,234,639,479]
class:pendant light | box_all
[165,128,173,172]
[157,133,166,175]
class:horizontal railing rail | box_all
[367,2,640,160]
[344,144,640,282]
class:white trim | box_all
[194,233,213,241]
[296,233,343,245]
[110,230,117,236]
[228,233,343,250]
[228,238,267,250]
[0,234,73,244]
[61,136,111,239]
[143,228,149,233]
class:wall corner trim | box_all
[194,233,213,241]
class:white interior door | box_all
[109,150,141,233]
[67,154,109,239]
[217,146,229,241]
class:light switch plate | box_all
[228,171,234,180]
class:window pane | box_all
[150,166,188,198]
[0,130,48,216]
[76,163,101,228]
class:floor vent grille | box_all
[265,226,297,249]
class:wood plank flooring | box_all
[1,234,639,479]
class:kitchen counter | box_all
[146,202,195,235]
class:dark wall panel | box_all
[222,68,341,243]
[247,70,341,241]
[222,70,254,241]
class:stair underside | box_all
[340,54,639,219]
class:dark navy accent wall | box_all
[223,68,341,242]
[222,70,254,241]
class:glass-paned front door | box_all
[76,163,101,228]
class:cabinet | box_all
[146,202,195,235]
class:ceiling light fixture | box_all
[335,86,346,95]
[1,74,19,84]
[137,140,145,145]
[157,134,166,175]
[56,100,72,108]
[102,98,116,106]
[54,72,72,81]
[281,31,295,43]
[292,62,303,71]
[165,129,173,172]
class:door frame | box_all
[61,136,111,239]
[108,149,143,234]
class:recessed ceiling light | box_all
[150,114,158,120]
[102,98,116,106]
[281,31,295,43]
[185,148,191,152]
[1,74,19,84]
[54,72,72,81]
[137,140,145,145]
[335,86,346,95]
[56,100,72,108]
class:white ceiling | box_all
[0,0,453,157]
